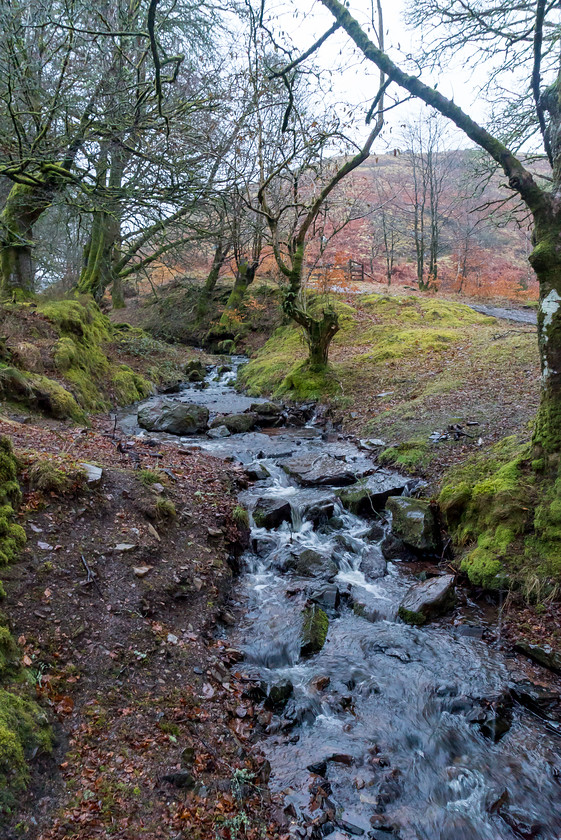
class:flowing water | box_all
[121,360,561,840]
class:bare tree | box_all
[307,0,561,464]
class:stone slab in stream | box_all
[253,498,292,529]
[337,471,408,514]
[398,574,456,625]
[385,496,441,554]
[210,412,258,433]
[285,546,338,578]
[282,453,375,486]
[138,399,208,435]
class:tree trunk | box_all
[283,248,340,369]
[0,182,54,296]
[299,308,340,368]
[529,219,561,459]
[196,237,230,321]
[219,257,257,326]
[77,143,124,303]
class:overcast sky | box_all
[270,0,490,151]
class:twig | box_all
[81,554,104,599]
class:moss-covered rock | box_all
[386,496,441,554]
[0,438,26,568]
[300,604,329,657]
[438,436,532,588]
[210,412,258,434]
[0,438,53,811]
[378,440,429,473]
[29,374,85,421]
[398,574,456,625]
[27,453,87,495]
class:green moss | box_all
[354,327,457,364]
[29,374,85,421]
[397,606,426,626]
[155,499,176,519]
[378,439,429,473]
[28,455,86,495]
[238,326,305,396]
[0,438,26,570]
[300,605,329,657]
[438,436,537,588]
[232,505,249,528]
[38,296,111,343]
[112,366,152,405]
[0,689,52,812]
[138,469,162,486]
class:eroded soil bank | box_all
[0,408,283,840]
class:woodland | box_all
[0,0,561,838]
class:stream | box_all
[120,360,561,840]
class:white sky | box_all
[269,0,490,151]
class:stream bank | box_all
[120,360,561,840]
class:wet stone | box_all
[265,678,293,710]
[308,583,340,611]
[337,472,407,516]
[385,496,441,555]
[300,604,329,657]
[398,574,456,625]
[302,499,336,527]
[138,399,209,435]
[380,533,417,563]
[207,424,230,438]
[515,640,561,673]
[283,454,375,487]
[360,546,387,580]
[253,498,292,529]
[211,412,258,434]
[511,680,561,721]
[286,546,338,578]
[245,462,270,481]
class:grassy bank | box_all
[239,291,539,482]
[0,295,197,423]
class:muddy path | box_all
[120,360,561,840]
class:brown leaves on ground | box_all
[0,413,281,840]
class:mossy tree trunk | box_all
[196,236,230,321]
[0,182,55,296]
[284,245,340,369]
[77,143,124,303]
[218,257,257,327]
[529,215,561,462]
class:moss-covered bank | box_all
[0,295,192,421]
[0,437,52,812]
[438,433,561,592]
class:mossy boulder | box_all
[386,496,441,555]
[210,412,258,434]
[0,437,26,567]
[253,498,292,529]
[28,455,87,495]
[337,472,407,516]
[438,436,533,588]
[398,574,456,625]
[300,604,329,657]
[138,399,209,435]
[285,547,337,578]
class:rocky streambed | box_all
[121,359,561,840]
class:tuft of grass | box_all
[27,454,87,495]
